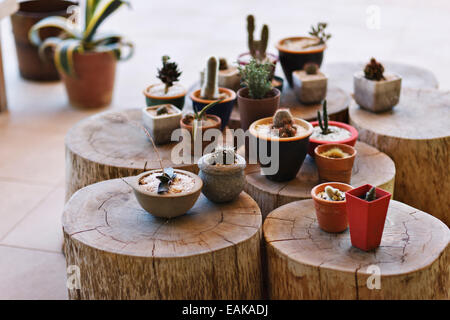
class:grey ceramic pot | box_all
[198,154,246,203]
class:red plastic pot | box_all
[308,121,358,157]
[345,184,391,251]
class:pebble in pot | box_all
[198,146,246,203]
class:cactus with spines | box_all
[238,58,273,99]
[364,58,385,81]
[209,145,237,165]
[247,14,269,62]
[365,186,377,201]
[201,56,220,100]
[324,185,345,201]
[304,62,319,75]
[317,99,331,135]
[272,109,297,137]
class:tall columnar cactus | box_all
[247,15,269,62]
[317,99,331,134]
[364,58,385,81]
[201,56,220,100]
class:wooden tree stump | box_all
[322,61,439,94]
[65,109,197,201]
[264,199,449,300]
[349,88,450,225]
[63,178,263,300]
[240,141,395,217]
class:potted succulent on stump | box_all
[142,104,182,145]
[190,56,236,129]
[29,0,134,108]
[346,185,391,251]
[311,182,353,233]
[276,22,331,87]
[314,143,357,184]
[144,55,186,110]
[292,62,327,104]
[198,146,246,203]
[200,57,241,92]
[249,109,313,181]
[354,58,402,113]
[237,14,283,90]
[308,100,358,156]
[237,58,281,131]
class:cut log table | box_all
[322,61,439,94]
[349,88,450,225]
[239,141,395,217]
[65,109,197,201]
[264,199,449,299]
[63,178,263,300]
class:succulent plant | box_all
[157,55,182,94]
[308,22,331,45]
[272,109,297,138]
[186,98,224,141]
[364,58,385,81]
[209,145,236,165]
[320,147,349,159]
[156,167,177,194]
[247,14,269,62]
[364,186,377,201]
[201,56,220,100]
[324,185,345,201]
[219,57,228,70]
[304,62,319,75]
[156,105,168,115]
[238,58,273,99]
[317,99,331,135]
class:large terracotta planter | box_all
[346,184,391,251]
[60,51,117,109]
[10,0,78,81]
[180,114,221,156]
[314,143,357,184]
[276,36,326,87]
[143,83,186,110]
[311,182,353,233]
[190,88,236,130]
[237,87,280,131]
[249,117,313,182]
[308,121,358,157]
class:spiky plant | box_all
[247,14,269,62]
[29,0,133,76]
[272,109,297,138]
[317,99,331,135]
[238,58,273,99]
[209,146,237,165]
[364,186,377,201]
[364,58,385,81]
[157,55,182,94]
[308,22,331,45]
[304,62,318,75]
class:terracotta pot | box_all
[143,83,186,110]
[314,143,357,184]
[276,36,326,87]
[237,87,280,131]
[60,51,117,109]
[237,52,278,79]
[311,182,353,233]
[190,88,236,130]
[180,114,221,156]
[249,117,313,182]
[308,121,358,157]
[131,169,202,218]
[10,0,78,81]
[346,184,391,251]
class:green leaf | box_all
[37,37,62,62]
[197,98,224,120]
[85,0,102,27]
[96,39,134,61]
[54,39,82,76]
[83,0,130,42]
[29,16,81,46]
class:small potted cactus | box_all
[144,55,186,109]
[345,185,391,251]
[190,56,236,129]
[200,57,241,91]
[353,58,402,113]
[314,143,357,184]
[292,62,328,104]
[311,182,353,233]
[249,109,313,181]
[237,59,281,131]
[308,100,358,156]
[142,104,182,145]
[276,22,331,87]
[198,146,246,203]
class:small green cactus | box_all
[157,55,182,94]
[304,62,318,75]
[201,56,220,100]
[364,186,377,201]
[209,145,236,165]
[156,105,168,115]
[247,14,269,62]
[238,58,273,99]
[317,99,331,135]
[364,58,385,81]
[324,185,345,201]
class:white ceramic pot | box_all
[142,104,182,145]
[292,70,328,104]
[353,71,402,113]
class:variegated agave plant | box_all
[29,0,134,76]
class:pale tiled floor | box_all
[0,0,449,299]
